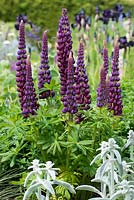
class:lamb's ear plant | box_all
[76,133,134,200]
[23,159,75,200]
[123,130,134,161]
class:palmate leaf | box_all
[52,180,76,194]
[76,185,103,197]
[76,144,87,155]
[78,140,93,146]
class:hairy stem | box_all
[110,151,115,197]
[46,173,50,200]
[101,157,106,197]
[130,145,134,161]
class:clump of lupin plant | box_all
[57,8,72,105]
[16,20,27,110]
[108,39,123,115]
[75,41,91,111]
[22,56,38,118]
[62,51,78,115]
[38,30,54,99]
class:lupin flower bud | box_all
[22,56,38,118]
[75,41,91,110]
[16,20,27,110]
[108,40,123,115]
[57,8,72,103]
[97,65,107,107]
[62,52,77,114]
[38,31,54,99]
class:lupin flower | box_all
[62,52,77,114]
[15,14,33,30]
[105,75,110,105]
[38,31,54,99]
[103,40,109,76]
[96,41,109,108]
[57,8,72,104]
[108,40,123,115]
[96,6,100,15]
[97,65,107,107]
[118,36,128,49]
[16,20,27,110]
[22,56,38,118]
[75,41,91,111]
[72,9,91,31]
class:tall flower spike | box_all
[105,75,110,105]
[16,20,27,110]
[38,31,54,99]
[22,56,38,118]
[75,41,91,111]
[62,51,77,114]
[57,8,72,104]
[96,41,109,108]
[97,65,107,107]
[108,40,123,115]
[103,40,109,76]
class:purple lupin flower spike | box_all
[62,51,77,115]
[97,65,107,107]
[22,56,39,118]
[96,41,109,108]
[75,41,91,111]
[105,75,110,105]
[103,40,109,76]
[57,8,72,103]
[108,40,123,115]
[16,20,27,110]
[38,31,54,99]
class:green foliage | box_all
[0,6,134,199]
[0,168,23,199]
[0,0,134,38]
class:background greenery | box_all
[0,0,134,38]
